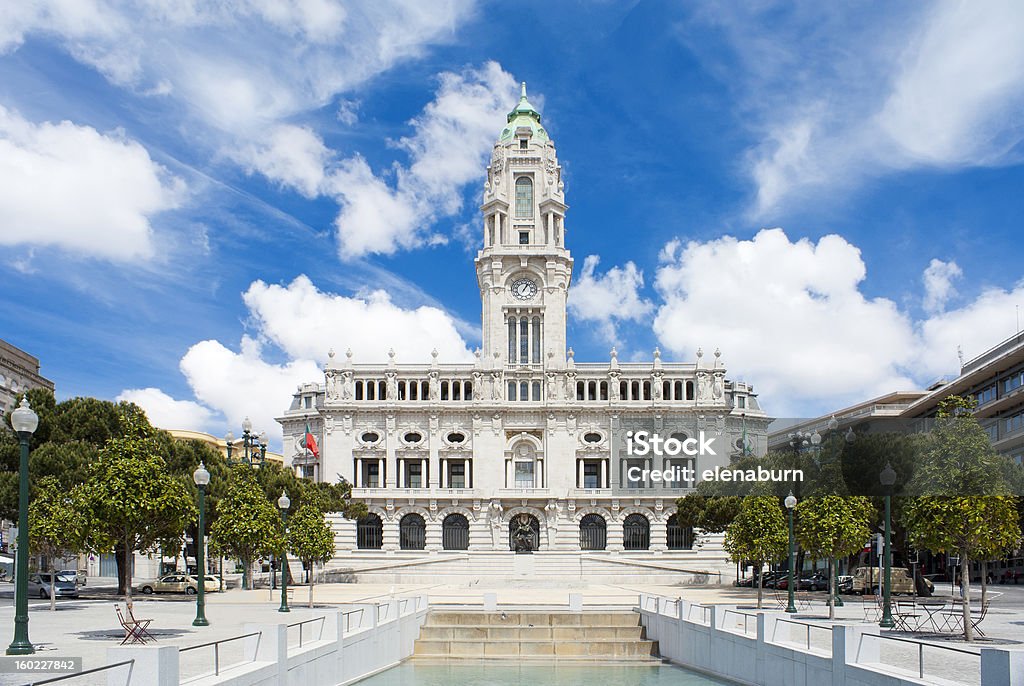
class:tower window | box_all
[519,138,528,150]
[515,177,533,218]
[519,231,530,245]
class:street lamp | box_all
[879,462,897,629]
[7,396,38,655]
[192,462,211,627]
[790,416,846,608]
[225,418,268,467]
[277,490,291,613]
[785,492,798,614]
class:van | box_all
[851,567,933,595]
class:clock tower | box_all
[476,83,573,372]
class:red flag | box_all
[304,423,319,458]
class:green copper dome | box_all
[499,82,548,142]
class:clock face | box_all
[511,278,539,300]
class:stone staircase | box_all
[323,550,730,586]
[412,611,659,660]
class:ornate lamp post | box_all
[192,462,211,627]
[785,492,798,614]
[278,490,291,613]
[7,396,38,655]
[225,417,268,467]
[879,462,897,628]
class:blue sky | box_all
[2,1,1023,443]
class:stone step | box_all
[412,638,659,659]
[425,612,641,627]
[419,625,645,640]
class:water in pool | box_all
[354,661,732,685]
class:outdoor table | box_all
[916,601,949,633]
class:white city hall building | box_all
[278,86,769,583]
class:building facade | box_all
[278,86,769,562]
[0,338,54,423]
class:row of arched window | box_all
[355,512,694,552]
[575,379,697,402]
[353,379,473,401]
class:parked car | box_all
[56,569,86,586]
[26,573,79,599]
[797,573,829,591]
[851,567,934,595]
[838,575,854,593]
[139,574,219,595]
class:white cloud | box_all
[242,275,476,362]
[0,1,475,133]
[325,61,518,258]
[916,282,1024,379]
[653,229,919,413]
[569,255,653,346]
[922,258,962,313]
[653,228,1024,414]
[0,107,183,261]
[116,387,217,431]
[152,274,475,443]
[234,124,329,198]
[685,2,1024,215]
[180,336,322,442]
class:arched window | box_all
[399,513,426,550]
[579,514,607,551]
[532,381,541,401]
[442,513,470,550]
[507,381,517,401]
[531,317,541,363]
[515,177,533,218]
[623,513,650,551]
[508,317,517,363]
[666,514,694,550]
[685,380,695,400]
[357,514,383,550]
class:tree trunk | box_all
[962,551,972,642]
[828,558,836,620]
[49,560,56,612]
[124,536,134,611]
[756,562,763,609]
[308,562,314,609]
[115,542,127,595]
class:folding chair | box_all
[861,594,881,622]
[127,604,156,642]
[115,605,149,645]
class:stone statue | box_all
[491,371,503,400]
[340,371,353,400]
[546,373,558,400]
[385,371,398,401]
[428,371,440,401]
[325,372,338,399]
[472,371,483,400]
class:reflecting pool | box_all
[355,661,732,685]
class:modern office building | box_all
[277,86,769,579]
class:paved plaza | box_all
[0,579,1020,685]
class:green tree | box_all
[796,495,875,619]
[29,476,89,611]
[674,494,741,534]
[288,503,335,608]
[903,396,1022,641]
[724,495,788,609]
[209,464,285,589]
[79,404,196,608]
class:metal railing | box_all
[721,608,758,636]
[855,632,980,682]
[772,617,833,653]
[343,608,365,634]
[16,659,134,686]
[287,616,326,649]
[179,630,261,680]
[686,602,711,625]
